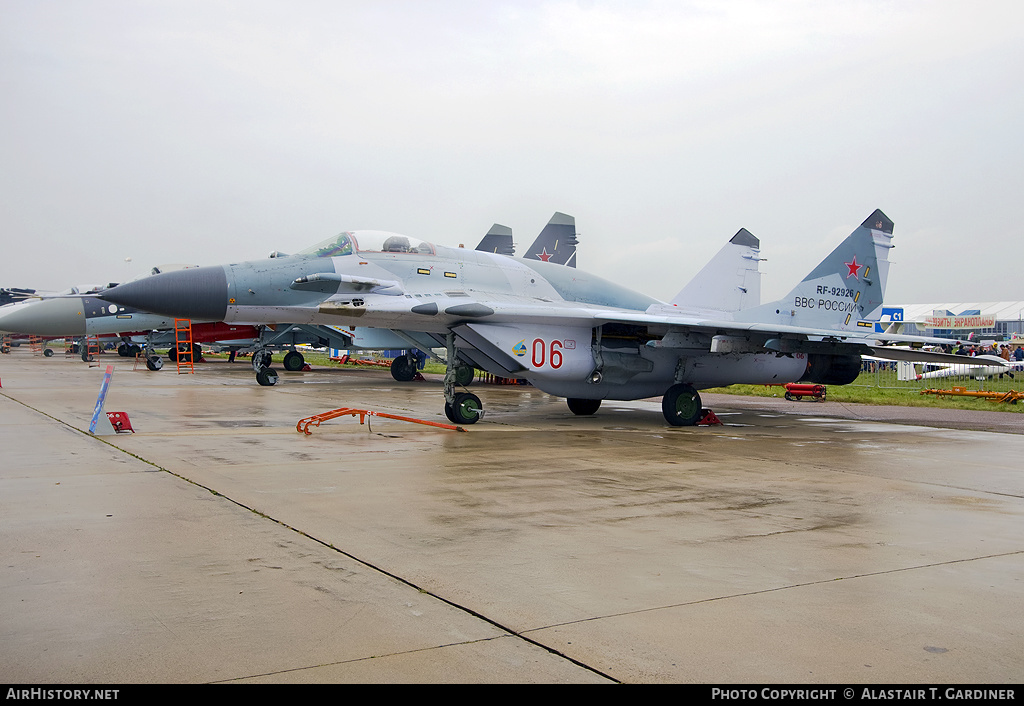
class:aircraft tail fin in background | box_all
[475,224,515,256]
[523,212,578,267]
[734,209,894,332]
[670,228,763,313]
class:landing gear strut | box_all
[250,348,278,386]
[251,349,273,371]
[442,331,482,424]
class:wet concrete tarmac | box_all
[1,349,1022,683]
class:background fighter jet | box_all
[102,209,944,426]
[473,213,578,266]
[521,212,578,266]
[474,224,515,256]
[910,355,1022,381]
[1,288,38,306]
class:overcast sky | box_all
[2,0,1022,305]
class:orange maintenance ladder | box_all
[84,336,101,366]
[175,319,194,374]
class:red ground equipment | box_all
[783,383,827,401]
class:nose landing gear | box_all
[442,332,483,425]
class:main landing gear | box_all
[662,383,702,426]
[390,349,439,383]
[390,353,416,382]
[167,343,202,363]
[565,385,704,426]
[283,350,305,371]
[567,398,602,416]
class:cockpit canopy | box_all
[298,231,436,258]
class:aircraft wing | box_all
[590,309,954,346]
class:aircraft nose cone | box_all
[100,266,228,321]
[0,298,87,336]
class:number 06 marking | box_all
[531,338,563,369]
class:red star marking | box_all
[537,248,553,262]
[845,256,862,279]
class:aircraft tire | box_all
[117,343,129,357]
[283,351,305,371]
[43,348,54,358]
[167,347,178,362]
[453,365,474,386]
[256,367,279,386]
[567,398,601,416]
[662,384,702,426]
[391,355,416,382]
[448,392,482,425]
[81,351,93,363]
[146,356,163,371]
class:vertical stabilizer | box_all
[475,224,515,256]
[735,209,894,332]
[523,212,578,267]
[670,228,763,313]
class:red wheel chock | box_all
[697,408,723,425]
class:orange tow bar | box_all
[297,407,468,435]
[920,387,1024,404]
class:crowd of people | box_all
[943,341,1024,361]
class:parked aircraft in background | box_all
[102,209,953,426]
[909,355,1022,381]
[0,215,583,379]
[1,288,38,306]
[474,224,515,256]
[521,211,578,266]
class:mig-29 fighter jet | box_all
[100,209,937,426]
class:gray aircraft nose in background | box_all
[0,298,89,336]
